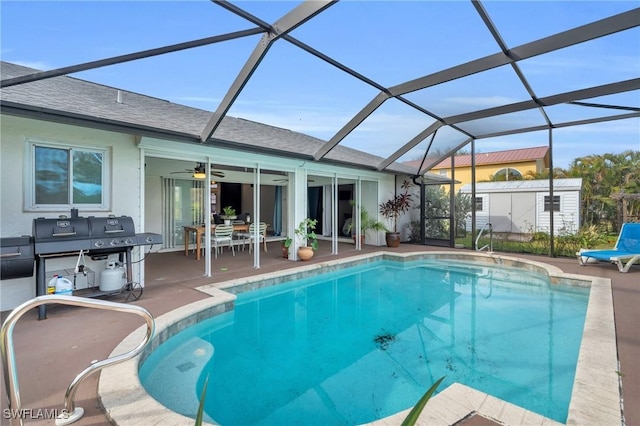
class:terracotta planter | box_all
[352,235,365,246]
[282,245,289,259]
[297,246,315,261]
[385,232,401,248]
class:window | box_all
[492,167,522,181]
[26,140,110,211]
[544,195,560,212]
[475,197,483,211]
[439,169,448,176]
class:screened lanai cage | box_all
[1,0,638,257]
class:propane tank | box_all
[55,276,73,295]
[100,259,126,292]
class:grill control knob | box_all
[94,240,104,248]
[111,239,119,246]
[145,236,154,243]
[125,238,134,245]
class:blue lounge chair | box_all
[577,223,640,273]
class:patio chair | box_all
[231,219,247,250]
[211,224,235,259]
[237,222,267,254]
[577,223,640,273]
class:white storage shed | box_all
[460,178,583,235]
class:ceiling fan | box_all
[274,177,314,183]
[170,163,225,178]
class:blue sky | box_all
[1,1,638,169]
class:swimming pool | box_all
[101,253,620,424]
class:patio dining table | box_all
[183,223,249,260]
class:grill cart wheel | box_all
[122,282,143,302]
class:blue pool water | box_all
[139,259,589,425]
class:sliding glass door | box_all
[162,178,205,248]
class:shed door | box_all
[511,193,535,233]
[491,193,513,232]
[490,193,536,233]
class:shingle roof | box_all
[1,61,416,175]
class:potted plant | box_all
[379,180,413,247]
[294,218,318,261]
[282,236,292,258]
[220,206,237,225]
[347,202,388,246]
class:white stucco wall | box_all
[1,115,142,311]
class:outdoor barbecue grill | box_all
[32,214,162,319]
[0,236,34,280]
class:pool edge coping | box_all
[98,251,620,426]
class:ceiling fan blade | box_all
[211,171,225,178]
[273,178,314,183]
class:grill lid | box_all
[33,217,91,242]
[88,216,136,237]
[88,216,137,252]
[33,217,92,254]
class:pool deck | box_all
[1,240,638,425]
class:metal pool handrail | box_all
[476,222,493,252]
[1,295,155,426]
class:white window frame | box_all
[24,139,111,212]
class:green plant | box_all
[294,218,319,250]
[347,202,388,240]
[379,180,413,233]
[401,376,445,426]
[283,236,293,249]
[195,375,209,426]
[222,206,236,217]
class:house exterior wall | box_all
[1,115,142,311]
[435,160,541,193]
[1,114,400,309]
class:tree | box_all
[524,167,567,180]
[567,150,640,231]
[408,185,472,241]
